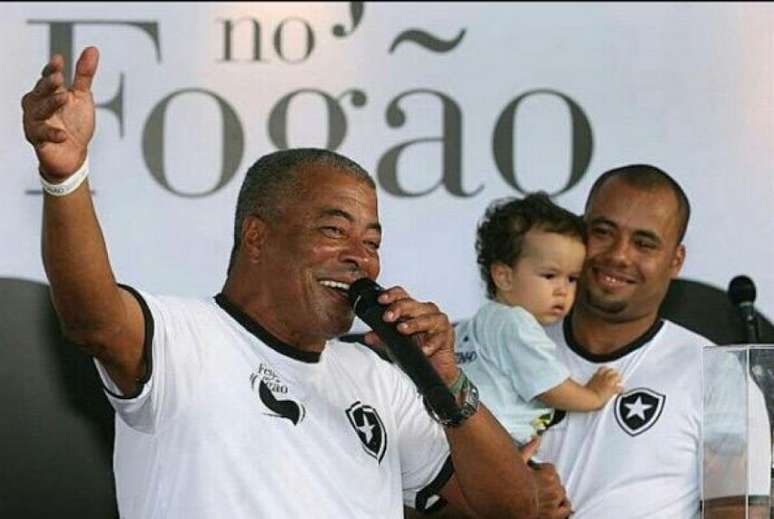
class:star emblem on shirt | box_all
[623,397,653,421]
[614,388,666,437]
[356,414,375,444]
[346,401,387,463]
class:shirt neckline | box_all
[214,293,322,363]
[563,312,665,363]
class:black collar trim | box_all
[214,293,321,363]
[563,313,664,363]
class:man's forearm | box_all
[445,404,538,519]
[42,180,125,341]
[42,178,149,394]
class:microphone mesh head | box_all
[728,275,756,306]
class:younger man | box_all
[455,193,622,445]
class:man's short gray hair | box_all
[227,148,374,273]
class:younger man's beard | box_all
[582,287,628,316]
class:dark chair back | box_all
[0,278,118,518]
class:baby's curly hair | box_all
[476,192,586,299]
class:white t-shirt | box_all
[94,289,452,519]
[454,301,569,444]
[537,317,771,519]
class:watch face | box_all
[461,379,480,418]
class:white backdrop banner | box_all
[2,2,773,325]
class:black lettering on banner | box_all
[332,2,365,38]
[142,89,244,198]
[492,89,593,197]
[268,89,352,150]
[218,17,315,64]
[25,16,597,203]
[377,89,481,198]
[218,18,267,62]
[274,17,315,63]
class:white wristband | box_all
[39,157,89,197]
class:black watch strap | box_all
[424,370,480,427]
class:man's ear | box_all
[670,244,686,278]
[241,215,269,263]
[490,262,514,292]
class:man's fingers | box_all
[376,285,409,306]
[30,91,69,121]
[46,127,68,143]
[418,331,451,356]
[395,311,446,335]
[29,71,65,101]
[375,286,443,326]
[542,501,572,519]
[39,126,68,145]
[532,462,572,519]
[25,124,66,146]
[559,499,573,517]
[40,54,64,78]
[71,46,99,93]
[519,437,540,461]
[545,499,572,519]
[383,297,439,323]
[370,284,452,351]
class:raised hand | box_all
[21,47,99,179]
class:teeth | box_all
[320,280,350,291]
[601,274,627,285]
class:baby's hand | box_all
[585,367,623,406]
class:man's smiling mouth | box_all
[319,280,351,292]
[319,280,353,303]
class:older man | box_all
[21,46,544,518]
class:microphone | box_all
[348,278,460,421]
[728,275,759,343]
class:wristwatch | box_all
[424,369,480,427]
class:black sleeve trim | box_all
[414,455,454,514]
[99,284,155,400]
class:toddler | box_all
[455,193,623,444]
